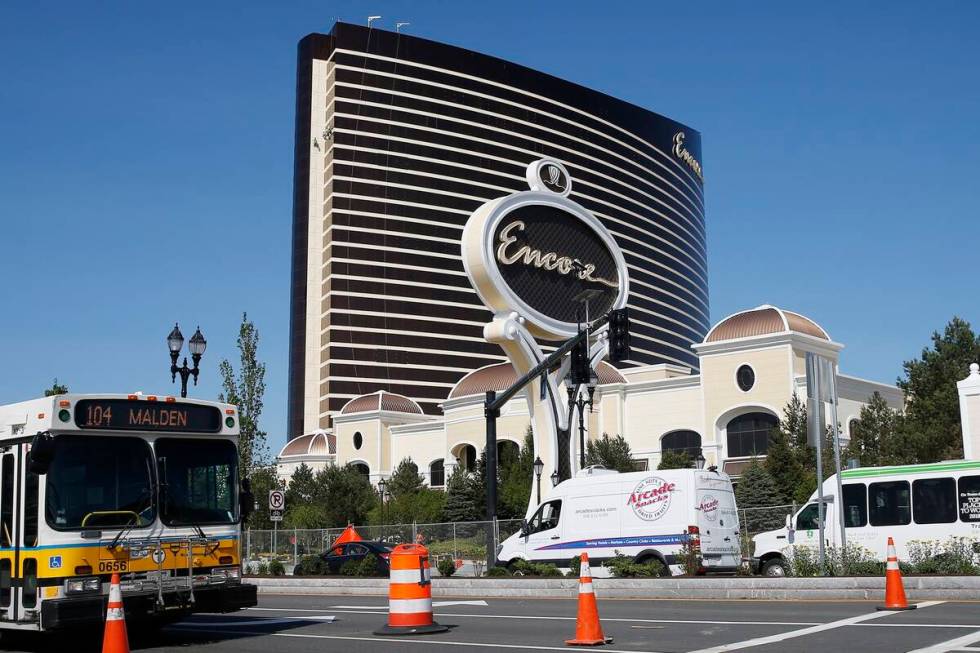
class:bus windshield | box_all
[156,438,238,526]
[46,435,155,530]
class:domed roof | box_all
[449,361,627,399]
[704,305,830,343]
[339,390,424,415]
[278,430,335,458]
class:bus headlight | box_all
[65,577,101,594]
[209,566,241,583]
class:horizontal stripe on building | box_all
[332,113,705,244]
[333,79,704,231]
[325,296,492,325]
[324,326,505,353]
[324,313,485,339]
[331,50,704,203]
[328,159,709,281]
[325,363,469,385]
[331,131,703,254]
[327,288,487,312]
[327,344,505,366]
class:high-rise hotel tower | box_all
[288,22,708,438]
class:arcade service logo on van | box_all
[628,476,677,521]
[697,494,720,522]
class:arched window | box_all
[429,459,445,487]
[350,462,370,479]
[726,412,778,458]
[661,430,702,457]
[497,440,519,467]
[458,445,477,472]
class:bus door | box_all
[0,447,19,621]
[17,443,41,622]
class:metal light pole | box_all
[167,323,206,398]
[377,478,387,535]
[533,456,544,505]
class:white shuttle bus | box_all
[497,467,741,575]
[752,460,980,576]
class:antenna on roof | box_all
[395,22,410,33]
[367,15,381,27]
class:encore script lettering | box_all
[496,221,618,289]
[673,132,703,181]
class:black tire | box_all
[635,555,668,576]
[761,557,789,577]
[507,560,525,576]
[293,565,303,576]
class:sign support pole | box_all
[485,391,499,571]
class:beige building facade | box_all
[277,305,904,498]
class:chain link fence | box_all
[244,519,524,575]
[738,504,796,557]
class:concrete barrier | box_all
[248,576,980,601]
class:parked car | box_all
[294,540,393,576]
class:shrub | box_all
[437,557,457,577]
[567,555,581,578]
[907,538,980,575]
[339,559,360,576]
[604,551,665,578]
[257,562,269,576]
[294,555,327,576]
[786,545,885,577]
[486,566,509,577]
[268,560,285,576]
[676,540,701,576]
[509,559,563,577]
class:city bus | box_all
[0,393,257,631]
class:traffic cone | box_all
[102,573,130,653]
[566,553,612,646]
[877,537,916,611]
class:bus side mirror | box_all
[239,478,255,524]
[28,431,56,474]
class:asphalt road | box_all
[3,594,980,652]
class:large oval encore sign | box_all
[462,159,629,340]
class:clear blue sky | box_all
[2,2,978,455]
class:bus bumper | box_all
[40,583,258,630]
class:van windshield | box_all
[45,435,155,530]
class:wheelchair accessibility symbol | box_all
[49,555,62,569]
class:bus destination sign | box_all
[73,399,223,433]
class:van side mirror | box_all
[785,514,793,531]
[520,519,529,537]
[28,431,56,474]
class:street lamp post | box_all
[569,371,599,471]
[550,469,560,488]
[694,451,706,470]
[533,456,544,505]
[167,323,207,398]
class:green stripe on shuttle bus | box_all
[841,460,980,479]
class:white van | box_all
[752,460,980,576]
[497,467,741,575]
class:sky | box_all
[2,2,978,455]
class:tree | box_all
[371,488,446,525]
[844,392,908,467]
[387,458,425,499]
[285,463,318,506]
[657,450,691,470]
[313,465,378,528]
[898,317,980,462]
[247,465,285,530]
[443,464,481,522]
[585,434,635,473]
[734,460,786,534]
[44,379,69,396]
[499,430,535,519]
[219,312,268,476]
[765,396,807,504]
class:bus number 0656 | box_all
[98,560,128,573]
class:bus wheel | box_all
[761,557,788,577]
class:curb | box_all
[246,576,980,601]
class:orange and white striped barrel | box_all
[374,543,449,636]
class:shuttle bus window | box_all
[842,483,867,527]
[959,476,980,522]
[0,559,9,607]
[24,469,39,547]
[869,481,911,527]
[1,455,12,547]
[796,504,820,530]
[913,478,956,524]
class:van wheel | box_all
[636,555,667,576]
[507,560,525,576]
[761,558,788,577]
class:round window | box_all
[353,431,363,450]
[736,365,755,392]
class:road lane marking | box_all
[246,606,820,626]
[688,601,946,653]
[432,600,489,607]
[177,616,336,627]
[327,600,488,608]
[170,627,666,652]
[906,631,980,653]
